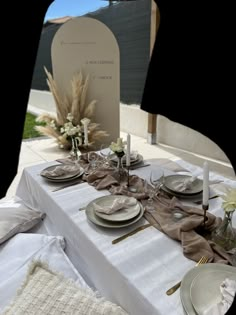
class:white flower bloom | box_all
[221,188,236,212]
[109,138,126,153]
[58,112,87,148]
[66,113,74,122]
[49,120,57,130]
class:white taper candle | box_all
[202,161,209,206]
[126,134,131,167]
[84,124,88,146]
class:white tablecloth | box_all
[15,159,236,315]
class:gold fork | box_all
[166,256,208,296]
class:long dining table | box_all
[15,157,236,315]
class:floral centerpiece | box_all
[221,188,236,213]
[109,137,127,157]
[35,67,109,150]
[212,187,236,251]
[109,138,127,181]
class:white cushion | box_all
[2,260,128,315]
[0,200,45,244]
[0,233,89,312]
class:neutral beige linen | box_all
[143,196,233,264]
[56,154,234,265]
[93,196,137,214]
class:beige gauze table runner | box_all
[58,154,234,265]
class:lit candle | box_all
[126,134,131,167]
[202,161,209,206]
[81,118,90,146]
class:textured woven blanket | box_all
[2,261,128,315]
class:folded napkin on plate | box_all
[203,278,236,315]
[171,176,197,192]
[93,197,137,214]
[143,196,233,264]
[41,164,80,177]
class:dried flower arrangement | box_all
[35,67,109,149]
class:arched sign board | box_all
[51,17,120,147]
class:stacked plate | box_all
[110,153,143,168]
[180,263,236,315]
[40,164,84,183]
[85,195,144,228]
[161,174,203,200]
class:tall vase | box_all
[114,151,127,183]
[70,136,81,161]
[212,210,236,251]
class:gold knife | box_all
[52,179,83,192]
[112,223,152,244]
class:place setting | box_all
[160,174,204,201]
[39,163,85,191]
[84,195,144,229]
[179,262,236,315]
[110,151,145,169]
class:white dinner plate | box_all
[40,165,84,183]
[180,263,236,315]
[164,175,203,195]
[190,269,236,315]
[161,184,203,202]
[85,197,144,228]
[93,196,140,222]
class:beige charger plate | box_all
[180,263,236,315]
[190,268,236,315]
[40,164,84,183]
[164,175,203,195]
[86,196,144,228]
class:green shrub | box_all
[23,113,45,139]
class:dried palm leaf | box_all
[35,68,109,150]
[34,125,60,139]
[35,113,57,123]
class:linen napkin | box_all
[203,278,236,315]
[143,196,233,264]
[93,197,137,214]
[170,176,197,192]
[41,164,80,178]
[86,167,120,190]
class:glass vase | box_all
[114,151,127,183]
[70,136,81,161]
[211,210,236,251]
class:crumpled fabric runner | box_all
[143,196,233,265]
[56,154,234,265]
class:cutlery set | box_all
[166,256,209,295]
[52,179,84,192]
[112,223,152,244]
